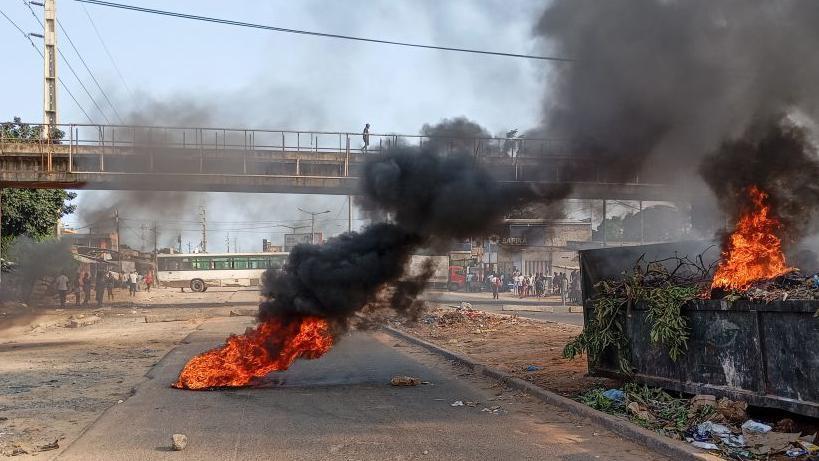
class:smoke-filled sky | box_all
[2,0,573,251]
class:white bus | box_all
[156,252,288,292]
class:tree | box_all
[1,118,76,253]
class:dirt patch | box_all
[0,308,204,459]
[394,305,617,396]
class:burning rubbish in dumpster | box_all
[710,186,792,292]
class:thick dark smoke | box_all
[536,0,819,255]
[701,119,819,246]
[536,0,819,181]
[259,119,572,327]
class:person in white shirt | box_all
[128,271,139,297]
[55,272,69,308]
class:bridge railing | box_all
[2,121,577,156]
[0,122,647,184]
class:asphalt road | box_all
[57,317,657,461]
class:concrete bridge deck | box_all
[0,123,687,200]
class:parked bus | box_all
[156,252,288,292]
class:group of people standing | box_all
[54,269,154,308]
[484,270,581,305]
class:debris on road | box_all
[525,365,543,372]
[741,419,772,433]
[390,376,421,386]
[36,439,60,452]
[601,389,625,403]
[395,306,614,396]
[450,401,464,407]
[171,433,188,451]
[65,315,102,328]
[579,384,819,460]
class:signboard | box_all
[283,233,324,251]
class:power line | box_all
[75,0,574,62]
[82,4,133,99]
[56,17,124,122]
[0,7,95,122]
[23,2,111,123]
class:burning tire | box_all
[190,279,206,293]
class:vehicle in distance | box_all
[156,252,288,292]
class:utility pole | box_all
[42,0,58,138]
[200,207,207,253]
[140,224,146,251]
[348,196,352,232]
[298,208,331,244]
[152,220,158,255]
[114,209,122,273]
[225,233,230,253]
[187,241,192,253]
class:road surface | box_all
[57,317,659,461]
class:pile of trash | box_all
[580,385,818,459]
[417,303,513,330]
[732,271,819,303]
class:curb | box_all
[385,325,720,461]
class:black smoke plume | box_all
[536,0,819,254]
[701,119,819,246]
[259,132,571,327]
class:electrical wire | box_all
[0,7,95,122]
[56,17,124,122]
[23,2,111,123]
[81,4,134,99]
[75,0,574,62]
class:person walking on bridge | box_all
[362,123,370,153]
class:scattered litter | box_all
[741,420,772,433]
[786,447,807,457]
[390,376,420,387]
[689,394,716,412]
[481,406,503,414]
[715,397,748,423]
[691,441,719,450]
[171,433,187,451]
[799,440,819,454]
[626,401,655,423]
[525,365,544,372]
[450,401,464,407]
[601,389,625,403]
[744,431,800,455]
[36,440,59,452]
[465,401,479,407]
[775,417,798,433]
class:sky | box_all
[1,0,639,251]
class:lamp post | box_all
[297,208,331,244]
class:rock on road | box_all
[56,317,663,461]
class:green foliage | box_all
[1,117,64,142]
[1,117,75,254]
[564,257,707,374]
[643,284,698,360]
[578,388,622,414]
[563,281,632,374]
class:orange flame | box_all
[173,316,333,390]
[711,186,791,291]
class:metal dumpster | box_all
[580,242,819,418]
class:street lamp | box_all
[297,208,331,244]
